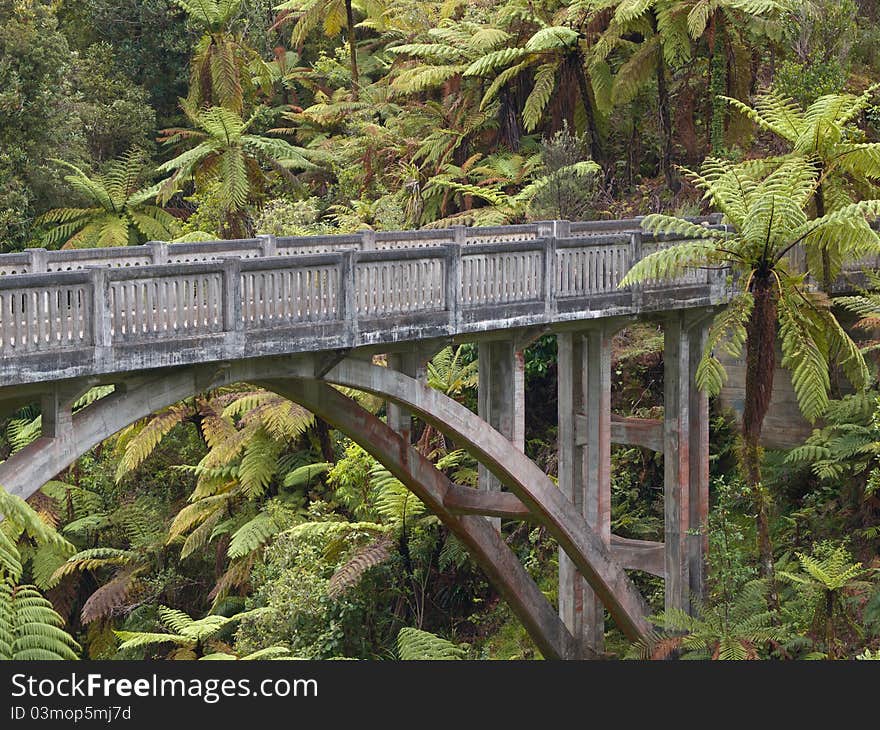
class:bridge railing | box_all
[0,227,726,362]
[0,215,724,275]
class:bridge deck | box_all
[0,219,731,387]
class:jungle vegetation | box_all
[3,0,880,660]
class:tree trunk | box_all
[656,54,675,190]
[650,10,676,191]
[314,416,336,463]
[741,272,779,605]
[573,52,605,164]
[825,590,835,659]
[346,0,359,101]
[707,11,728,154]
[815,181,833,292]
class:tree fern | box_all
[0,486,80,660]
[115,605,269,657]
[327,533,394,598]
[38,151,179,249]
[619,152,879,583]
[396,627,466,660]
[628,580,786,660]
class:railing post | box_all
[26,248,48,274]
[543,235,557,319]
[445,243,462,332]
[537,220,570,239]
[452,225,467,246]
[629,231,643,309]
[221,257,243,338]
[87,267,112,367]
[257,233,277,258]
[360,230,376,251]
[146,241,168,265]
[338,249,358,344]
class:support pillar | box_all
[386,348,433,444]
[557,326,612,655]
[40,386,80,440]
[687,320,710,612]
[478,340,521,531]
[663,311,711,615]
[387,351,421,444]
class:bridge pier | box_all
[663,311,711,615]
[478,340,524,530]
[557,324,615,655]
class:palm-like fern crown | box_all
[114,605,269,655]
[621,155,880,422]
[631,580,787,659]
[388,19,512,95]
[681,0,794,39]
[780,545,869,593]
[174,0,266,112]
[39,150,180,248]
[175,0,242,33]
[275,0,357,49]
[723,85,880,231]
[0,486,80,660]
[592,0,788,112]
[157,103,314,212]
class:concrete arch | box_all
[316,358,652,642]
[0,360,580,660]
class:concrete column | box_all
[663,311,712,615]
[663,312,691,614]
[478,340,520,530]
[513,349,526,452]
[687,320,710,612]
[387,349,426,444]
[557,326,612,655]
[40,385,84,440]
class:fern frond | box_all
[396,627,465,660]
[327,533,395,599]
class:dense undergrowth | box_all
[4,0,880,659]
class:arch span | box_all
[0,360,580,659]
[316,358,652,641]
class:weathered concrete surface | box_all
[0,223,727,389]
[262,378,582,660]
[317,357,652,644]
[717,345,813,449]
[557,325,615,653]
[478,339,520,531]
[0,357,580,660]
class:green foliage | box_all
[0,485,80,660]
[115,604,275,658]
[39,150,181,248]
[622,154,875,423]
[630,580,786,659]
[158,102,315,236]
[777,541,874,657]
[0,0,86,250]
[396,627,466,659]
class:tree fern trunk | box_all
[741,272,779,605]
[825,590,835,659]
[656,62,675,190]
[573,52,604,164]
[708,11,728,154]
[346,0,359,101]
[815,181,833,292]
[314,417,336,463]
[651,11,675,191]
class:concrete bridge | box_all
[0,217,731,659]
